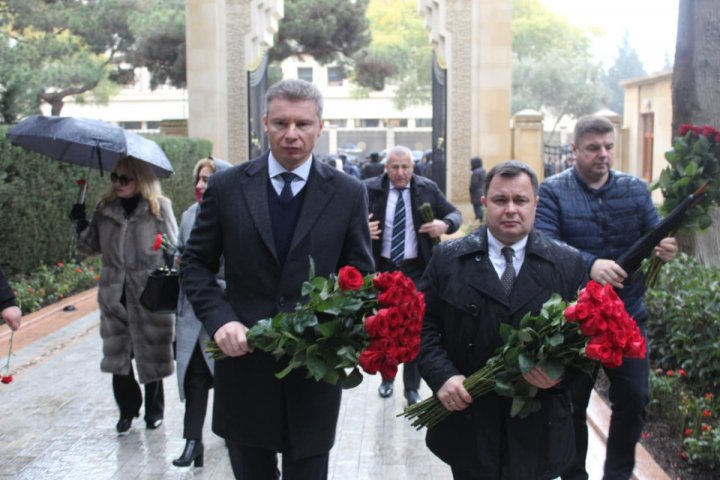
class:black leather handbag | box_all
[140,267,179,314]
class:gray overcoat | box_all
[175,202,223,400]
[78,196,178,384]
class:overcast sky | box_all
[539,0,679,73]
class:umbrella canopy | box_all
[6,115,174,178]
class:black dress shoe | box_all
[172,439,204,467]
[146,418,163,430]
[116,417,133,435]
[404,389,421,406]
[378,380,394,398]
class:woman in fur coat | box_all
[74,156,178,435]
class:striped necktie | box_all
[390,189,406,264]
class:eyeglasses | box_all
[111,173,134,186]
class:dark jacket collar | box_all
[451,225,560,265]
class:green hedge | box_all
[645,253,720,394]
[0,125,212,275]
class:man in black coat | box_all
[417,160,588,479]
[361,152,385,179]
[365,145,462,405]
[181,79,374,480]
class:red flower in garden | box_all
[677,368,687,377]
[704,393,714,401]
[75,179,87,187]
[683,428,693,437]
[703,409,712,418]
[666,370,675,376]
[701,424,711,432]
[679,452,689,462]
[337,265,364,291]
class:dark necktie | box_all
[390,189,406,264]
[279,172,296,202]
[500,246,516,294]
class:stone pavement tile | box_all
[0,300,657,480]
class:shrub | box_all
[9,256,102,313]
[647,368,688,434]
[645,253,720,393]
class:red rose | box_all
[579,312,608,337]
[337,266,364,291]
[702,125,717,138]
[358,347,385,374]
[385,307,404,329]
[684,428,693,437]
[585,336,622,368]
[152,233,164,251]
[679,124,692,135]
[379,355,400,380]
[365,312,390,338]
[1,375,13,384]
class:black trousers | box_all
[378,257,424,391]
[183,343,214,439]
[227,442,329,480]
[112,367,164,422]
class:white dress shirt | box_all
[381,187,418,260]
[487,231,528,281]
[268,152,312,197]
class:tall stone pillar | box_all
[418,0,513,203]
[186,0,282,164]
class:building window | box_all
[415,118,432,127]
[146,121,161,131]
[297,67,313,83]
[119,121,142,130]
[385,119,408,127]
[324,119,346,128]
[355,119,380,128]
[641,113,654,182]
[327,67,344,86]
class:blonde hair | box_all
[99,156,169,219]
[193,156,218,182]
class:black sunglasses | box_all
[111,173,134,186]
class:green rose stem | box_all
[400,309,589,430]
[418,202,441,245]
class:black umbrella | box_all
[6,115,174,178]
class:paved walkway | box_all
[0,290,667,479]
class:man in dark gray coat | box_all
[417,161,588,479]
[181,79,374,480]
[366,145,462,404]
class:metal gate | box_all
[248,53,269,159]
[431,51,447,194]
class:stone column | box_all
[419,0,512,203]
[186,0,282,164]
[512,109,544,178]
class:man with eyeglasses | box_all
[534,114,678,480]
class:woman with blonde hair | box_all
[71,156,178,435]
[172,156,231,468]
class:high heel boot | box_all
[172,439,204,467]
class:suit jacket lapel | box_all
[288,158,334,254]
[465,227,511,307]
[240,155,278,262]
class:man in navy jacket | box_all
[535,115,678,480]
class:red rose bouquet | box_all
[400,280,645,429]
[631,123,720,287]
[206,260,425,388]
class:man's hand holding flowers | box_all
[213,321,253,357]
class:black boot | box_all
[172,439,204,467]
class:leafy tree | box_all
[603,31,646,114]
[126,0,186,89]
[356,0,431,109]
[511,0,607,135]
[0,0,142,119]
[269,0,371,65]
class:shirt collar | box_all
[486,230,528,258]
[268,152,313,181]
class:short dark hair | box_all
[484,160,538,196]
[471,156,483,170]
[574,115,615,144]
[265,78,324,119]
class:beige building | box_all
[621,70,674,201]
